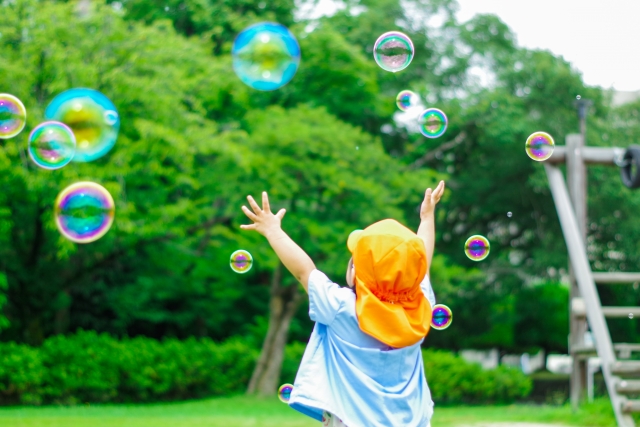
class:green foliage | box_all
[0,341,44,405]
[423,349,532,404]
[515,282,569,354]
[0,331,257,405]
[0,274,8,333]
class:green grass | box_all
[0,395,619,427]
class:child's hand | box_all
[240,191,287,238]
[420,180,445,220]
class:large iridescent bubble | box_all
[28,121,76,170]
[232,22,301,91]
[373,31,414,72]
[45,88,120,162]
[0,94,27,139]
[525,131,555,161]
[55,182,115,244]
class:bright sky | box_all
[455,0,640,91]
[309,0,640,91]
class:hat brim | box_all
[347,229,363,253]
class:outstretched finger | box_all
[424,188,432,200]
[240,223,257,230]
[276,208,286,220]
[241,205,258,221]
[433,181,445,198]
[262,191,271,213]
[247,195,262,215]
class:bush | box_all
[0,332,531,406]
[0,342,45,405]
[0,331,258,405]
[423,349,532,404]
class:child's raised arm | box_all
[417,181,445,273]
[240,192,316,292]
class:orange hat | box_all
[347,219,432,348]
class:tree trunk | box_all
[247,263,304,396]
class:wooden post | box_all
[566,133,589,409]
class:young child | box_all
[240,180,445,427]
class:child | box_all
[240,180,445,426]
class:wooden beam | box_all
[612,361,640,375]
[617,380,640,394]
[547,146,625,165]
[572,306,640,318]
[592,272,640,284]
[622,400,640,413]
[602,307,640,318]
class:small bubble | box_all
[355,146,359,150]
[230,250,253,274]
[630,313,634,319]
[525,131,555,162]
[507,212,513,218]
[576,95,581,100]
[464,235,490,261]
[278,384,293,403]
[431,304,453,330]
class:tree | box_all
[0,0,258,343]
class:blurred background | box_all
[0,0,639,425]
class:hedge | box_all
[423,349,532,404]
[0,331,531,406]
[0,331,257,405]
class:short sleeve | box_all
[421,274,436,308]
[308,269,346,326]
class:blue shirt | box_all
[289,269,436,427]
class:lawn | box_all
[0,395,618,427]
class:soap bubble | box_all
[419,108,448,138]
[232,22,301,91]
[396,90,419,111]
[525,131,555,161]
[28,121,76,170]
[0,94,27,139]
[55,182,115,244]
[507,212,513,218]
[45,88,120,162]
[464,235,490,261]
[630,313,634,319]
[373,31,414,72]
[230,249,253,274]
[278,383,293,403]
[431,304,453,330]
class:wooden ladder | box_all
[545,149,639,427]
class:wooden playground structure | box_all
[546,99,640,427]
